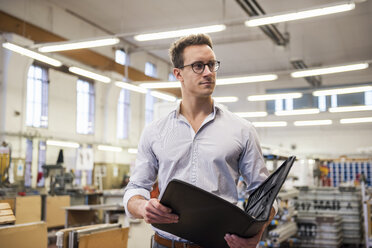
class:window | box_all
[331,95,338,108]
[145,90,156,125]
[285,98,293,111]
[115,49,127,65]
[318,95,327,112]
[366,91,372,105]
[145,62,157,77]
[274,99,283,112]
[76,79,95,134]
[168,72,177,81]
[117,89,131,139]
[26,64,49,128]
[37,141,46,187]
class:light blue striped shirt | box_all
[123,102,270,241]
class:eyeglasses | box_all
[179,60,220,74]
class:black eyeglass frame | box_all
[178,60,221,74]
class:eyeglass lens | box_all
[192,61,220,74]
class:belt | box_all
[154,233,203,248]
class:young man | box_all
[123,34,275,248]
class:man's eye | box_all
[194,63,204,70]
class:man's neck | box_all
[180,96,214,121]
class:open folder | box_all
[153,156,296,248]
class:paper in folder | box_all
[153,156,296,248]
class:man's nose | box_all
[202,65,213,75]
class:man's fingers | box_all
[143,199,179,224]
[150,199,172,213]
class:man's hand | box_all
[128,196,179,224]
[224,207,276,248]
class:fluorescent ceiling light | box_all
[313,85,372,96]
[46,140,80,148]
[245,1,355,27]
[115,81,147,94]
[252,121,287,127]
[275,108,320,116]
[128,148,138,154]
[139,81,181,89]
[2,42,62,67]
[329,105,372,113]
[234,112,268,118]
[213,96,238,103]
[38,38,120,52]
[134,24,226,41]
[340,117,372,124]
[291,63,369,78]
[247,92,302,101]
[97,145,122,152]
[69,66,111,83]
[151,91,177,102]
[294,120,332,126]
[217,74,278,85]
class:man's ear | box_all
[173,68,183,82]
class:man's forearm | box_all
[127,195,147,219]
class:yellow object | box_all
[0,153,10,183]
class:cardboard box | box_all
[15,195,41,224]
[46,195,70,228]
[0,221,47,248]
[78,227,129,248]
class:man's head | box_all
[170,34,219,99]
[169,34,213,69]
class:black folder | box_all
[153,156,296,248]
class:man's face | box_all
[174,45,217,98]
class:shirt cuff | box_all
[123,188,150,219]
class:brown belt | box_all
[154,233,203,248]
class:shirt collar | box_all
[174,100,223,119]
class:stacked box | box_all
[295,187,362,245]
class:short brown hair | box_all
[169,34,213,69]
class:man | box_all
[123,33,275,248]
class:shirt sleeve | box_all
[123,125,159,218]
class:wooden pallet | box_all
[0,203,15,224]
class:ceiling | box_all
[47,0,372,80]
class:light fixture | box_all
[128,148,138,154]
[275,108,320,116]
[2,42,62,67]
[329,105,372,113]
[97,145,122,152]
[234,112,268,118]
[247,92,302,101]
[46,140,80,148]
[245,1,355,27]
[291,63,369,78]
[115,81,148,94]
[252,121,287,127]
[217,74,278,85]
[139,82,181,89]
[340,117,372,124]
[69,66,111,83]
[294,120,332,126]
[134,24,226,41]
[38,37,120,52]
[213,96,239,103]
[313,85,372,96]
[151,91,177,102]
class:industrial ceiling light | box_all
[139,82,181,89]
[97,145,122,152]
[69,66,111,83]
[340,117,372,124]
[2,42,62,67]
[245,1,355,27]
[252,121,287,127]
[38,37,120,52]
[313,85,372,96]
[294,120,332,126]
[213,96,239,103]
[234,112,268,118]
[46,140,80,148]
[275,108,320,116]
[329,105,372,113]
[291,63,369,78]
[151,91,177,102]
[115,81,148,94]
[134,24,226,41]
[128,148,138,154]
[217,74,278,85]
[247,92,302,101]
